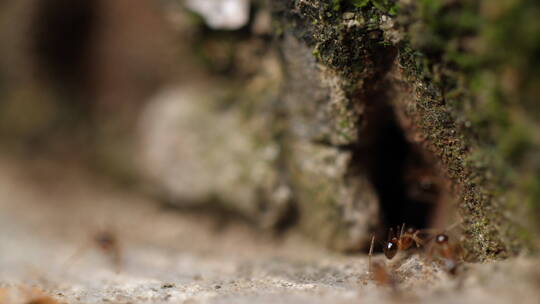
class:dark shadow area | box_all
[363,102,437,232]
[29,0,98,90]
[351,46,447,240]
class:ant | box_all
[366,222,462,287]
[367,236,395,287]
[366,223,424,280]
[428,233,463,275]
[365,235,401,295]
[383,224,424,260]
[93,229,122,272]
[64,228,122,273]
[416,221,463,275]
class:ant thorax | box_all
[382,225,424,261]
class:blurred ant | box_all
[64,227,122,273]
[26,295,59,304]
[370,261,396,288]
[366,236,398,291]
[7,287,60,304]
[93,229,122,272]
[414,221,463,275]
[428,233,463,275]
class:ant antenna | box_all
[445,221,461,232]
[399,223,405,239]
[61,242,91,271]
[368,235,375,274]
[422,220,462,244]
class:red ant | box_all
[367,224,424,276]
[382,224,424,260]
[366,222,462,286]
[366,236,397,291]
[428,233,463,275]
[366,223,423,287]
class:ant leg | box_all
[425,242,436,263]
[62,242,91,271]
[413,231,423,247]
[368,235,375,274]
[453,243,465,261]
[423,221,461,235]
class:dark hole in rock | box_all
[352,101,445,248]
[364,102,438,232]
[352,46,450,244]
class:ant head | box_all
[95,232,116,250]
[383,237,399,259]
[435,233,449,245]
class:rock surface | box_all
[1,157,539,304]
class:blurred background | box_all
[0,0,283,217]
[0,0,258,178]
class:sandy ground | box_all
[0,156,539,304]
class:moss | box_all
[273,0,540,260]
[524,175,540,229]
[348,0,398,15]
[332,0,342,12]
[383,0,540,258]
